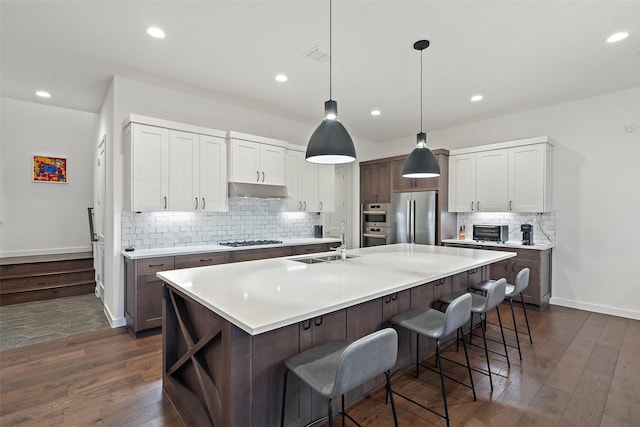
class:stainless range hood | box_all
[228,182,291,199]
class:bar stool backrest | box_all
[512,268,530,295]
[442,293,472,337]
[484,278,507,311]
[333,328,398,397]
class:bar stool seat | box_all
[438,278,508,391]
[390,293,475,427]
[281,328,399,427]
[471,268,532,359]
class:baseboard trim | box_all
[103,304,126,328]
[0,246,93,258]
[550,297,640,320]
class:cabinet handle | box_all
[471,201,474,211]
[262,171,265,182]
[303,201,306,210]
[476,201,480,211]
[298,201,302,210]
[200,258,213,262]
[256,171,260,182]
[391,292,398,301]
[319,201,323,211]
[302,319,312,330]
[163,196,167,209]
[384,295,392,303]
[314,316,323,327]
[194,197,199,209]
[202,198,205,209]
[509,200,512,211]
[148,263,164,267]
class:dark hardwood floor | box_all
[0,304,638,426]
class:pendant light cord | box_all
[420,47,423,133]
[329,0,332,100]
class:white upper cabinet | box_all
[227,132,286,186]
[125,123,170,211]
[449,136,553,213]
[125,115,227,212]
[284,146,334,212]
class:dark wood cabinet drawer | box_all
[291,243,335,255]
[137,256,175,275]
[232,247,292,262]
[175,252,232,269]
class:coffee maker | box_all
[521,224,533,245]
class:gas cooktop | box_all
[219,239,283,248]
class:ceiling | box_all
[2,1,639,143]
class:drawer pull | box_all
[148,263,164,268]
[314,316,323,327]
[302,320,312,330]
[200,258,213,262]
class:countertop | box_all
[157,243,516,335]
[121,237,341,259]
[442,239,554,251]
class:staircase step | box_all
[1,270,96,294]
[0,283,96,306]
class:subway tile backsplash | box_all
[456,211,556,245]
[121,198,321,250]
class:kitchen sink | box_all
[291,254,357,264]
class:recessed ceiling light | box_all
[275,74,288,82]
[147,27,165,39]
[35,91,51,98]
[470,94,483,102]
[371,110,381,116]
[606,32,628,43]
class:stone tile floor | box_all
[0,294,111,351]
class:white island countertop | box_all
[157,243,515,335]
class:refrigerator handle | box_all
[409,199,416,243]
[406,199,412,242]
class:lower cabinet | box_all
[124,256,175,336]
[484,247,552,308]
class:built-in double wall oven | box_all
[361,203,390,247]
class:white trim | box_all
[449,136,553,155]
[0,245,92,258]
[103,304,126,328]
[226,130,287,148]
[550,297,640,321]
[127,114,227,138]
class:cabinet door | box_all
[476,149,508,212]
[199,135,227,212]
[360,164,377,204]
[231,247,292,262]
[229,139,261,183]
[508,144,546,212]
[409,282,436,363]
[391,159,414,192]
[169,130,199,211]
[260,144,286,185]
[448,153,476,212]
[130,124,170,211]
[360,162,390,204]
[382,290,412,371]
[174,252,232,269]
[317,164,335,212]
[375,162,391,203]
[285,150,303,211]
[301,161,318,211]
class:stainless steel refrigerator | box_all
[390,191,437,245]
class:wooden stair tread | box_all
[1,266,96,280]
[0,251,93,266]
[0,279,96,294]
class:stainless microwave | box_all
[361,203,390,228]
[473,225,509,243]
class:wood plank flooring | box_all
[0,304,638,426]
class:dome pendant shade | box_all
[306,100,356,164]
[402,132,440,178]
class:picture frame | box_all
[33,154,67,183]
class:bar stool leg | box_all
[495,306,510,368]
[281,369,289,427]
[508,297,523,360]
[415,334,421,377]
[459,326,477,401]
[341,395,345,426]
[435,339,450,427]
[385,371,399,427]
[521,293,533,344]
[480,313,493,391]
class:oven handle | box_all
[363,233,387,239]
[362,210,387,215]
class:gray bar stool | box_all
[471,268,532,360]
[438,278,508,391]
[390,293,475,427]
[280,328,399,427]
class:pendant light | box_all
[305,0,356,164]
[402,40,440,178]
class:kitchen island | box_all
[157,243,515,427]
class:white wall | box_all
[0,98,98,257]
[378,86,640,319]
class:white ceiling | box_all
[2,1,639,142]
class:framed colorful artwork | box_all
[33,155,67,183]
